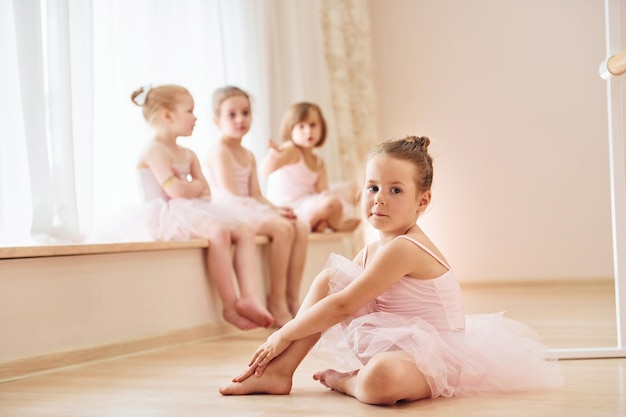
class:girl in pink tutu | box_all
[204,86,309,327]
[99,84,273,331]
[261,102,360,232]
[219,135,563,405]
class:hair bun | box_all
[405,135,430,150]
[131,84,152,106]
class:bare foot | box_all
[219,369,292,396]
[336,218,360,232]
[235,297,274,328]
[312,368,358,394]
[222,307,259,331]
[266,297,293,328]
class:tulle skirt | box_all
[91,197,245,242]
[209,194,281,233]
[314,254,564,398]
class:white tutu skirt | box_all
[209,194,281,233]
[314,254,564,398]
[91,197,244,242]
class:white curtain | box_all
[1,0,88,245]
[1,0,342,246]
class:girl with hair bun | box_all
[220,135,562,405]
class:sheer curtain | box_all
[91,0,291,232]
[1,0,343,246]
[319,0,378,183]
[1,0,90,245]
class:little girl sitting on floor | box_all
[261,102,359,233]
[220,135,562,405]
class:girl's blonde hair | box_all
[212,86,250,118]
[369,135,434,192]
[279,102,327,147]
[131,84,190,125]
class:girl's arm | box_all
[248,152,275,205]
[249,150,297,219]
[259,141,298,175]
[284,239,418,337]
[143,144,205,199]
[248,238,425,369]
[187,149,211,198]
[315,158,330,194]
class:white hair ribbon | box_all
[134,84,152,106]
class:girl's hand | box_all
[232,331,292,382]
[276,206,297,220]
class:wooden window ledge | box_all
[0,232,350,260]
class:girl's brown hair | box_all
[369,135,433,192]
[212,86,250,118]
[279,102,327,147]
[131,84,190,125]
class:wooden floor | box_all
[1,280,624,417]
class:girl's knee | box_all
[323,196,342,212]
[231,222,255,241]
[312,268,332,290]
[268,218,295,241]
[294,219,309,236]
[206,223,231,244]
[356,357,404,405]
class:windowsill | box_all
[0,232,351,260]
[0,240,212,259]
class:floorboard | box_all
[1,280,623,417]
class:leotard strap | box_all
[362,245,369,267]
[395,235,450,270]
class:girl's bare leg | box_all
[220,269,333,395]
[307,196,341,232]
[230,224,274,328]
[219,333,321,395]
[337,218,360,232]
[286,220,308,316]
[309,196,359,232]
[312,369,358,396]
[313,352,431,405]
[312,220,328,233]
[204,225,258,330]
[258,218,295,327]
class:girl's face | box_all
[362,154,429,236]
[291,109,323,148]
[214,95,252,139]
[170,94,197,137]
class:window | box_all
[1,0,285,245]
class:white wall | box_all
[0,236,353,364]
[368,0,612,282]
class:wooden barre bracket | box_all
[600,48,626,79]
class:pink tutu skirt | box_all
[209,194,281,233]
[314,254,563,398]
[91,197,244,242]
